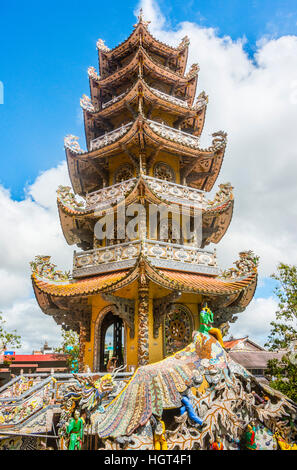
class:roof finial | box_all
[139,7,144,22]
[134,8,151,28]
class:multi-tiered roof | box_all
[31,12,258,365]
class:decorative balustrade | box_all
[102,91,128,109]
[147,119,201,149]
[73,239,218,278]
[90,122,133,151]
[59,177,231,215]
[84,175,205,211]
[85,178,136,209]
[148,85,189,108]
[102,84,189,110]
[144,175,205,208]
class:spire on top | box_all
[134,8,151,28]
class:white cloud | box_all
[27,161,70,212]
[2,299,62,353]
[228,297,278,346]
[138,0,297,278]
[0,162,72,352]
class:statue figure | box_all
[152,418,168,450]
[66,410,84,450]
[94,332,296,449]
[244,423,257,450]
[221,250,259,279]
[210,436,224,450]
[274,431,297,450]
[30,255,70,281]
[57,185,85,209]
[65,373,114,415]
[106,356,118,372]
[198,306,224,348]
[211,130,227,149]
[180,388,204,426]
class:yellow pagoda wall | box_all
[82,290,202,371]
[149,152,181,184]
[107,150,181,186]
[108,153,136,186]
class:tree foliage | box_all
[55,329,79,371]
[271,263,297,320]
[265,263,297,401]
[266,356,297,402]
[0,313,22,350]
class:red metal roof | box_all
[224,338,247,350]
[32,270,129,297]
[11,354,67,362]
[10,363,38,368]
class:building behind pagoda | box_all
[31,12,258,373]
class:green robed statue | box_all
[66,410,84,450]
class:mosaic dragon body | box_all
[91,332,297,450]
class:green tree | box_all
[55,329,79,371]
[0,313,22,350]
[266,356,297,402]
[265,263,297,401]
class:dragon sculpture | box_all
[30,255,70,281]
[57,367,127,449]
[88,331,297,450]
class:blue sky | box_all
[0,0,297,351]
[0,0,297,199]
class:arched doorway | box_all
[94,306,125,372]
[100,312,124,371]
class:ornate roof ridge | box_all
[88,46,196,87]
[81,78,206,119]
[56,178,233,216]
[64,117,227,160]
[97,17,189,61]
[30,256,71,283]
[220,251,259,281]
[32,269,133,297]
[31,253,255,299]
[144,257,256,295]
[145,119,227,153]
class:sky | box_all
[0,0,297,352]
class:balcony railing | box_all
[85,178,136,209]
[144,175,205,208]
[148,85,189,108]
[84,175,205,211]
[102,91,128,109]
[90,122,133,151]
[73,239,218,278]
[89,119,201,153]
[147,119,201,149]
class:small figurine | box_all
[107,356,118,372]
[153,419,168,450]
[274,431,297,450]
[180,389,203,426]
[244,422,257,450]
[252,390,265,405]
[66,410,84,450]
[210,435,224,450]
[198,306,225,348]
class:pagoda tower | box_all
[31,11,258,372]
